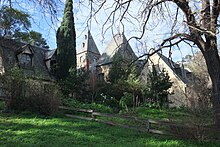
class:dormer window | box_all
[17,45,34,68]
[21,54,32,66]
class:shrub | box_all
[24,82,61,115]
[97,93,119,108]
[119,92,133,112]
[62,98,113,113]
[26,92,61,115]
[0,101,5,110]
[169,107,214,141]
[0,68,61,115]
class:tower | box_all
[76,31,100,71]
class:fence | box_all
[58,106,180,135]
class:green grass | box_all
[0,113,219,147]
[134,107,213,123]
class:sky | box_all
[2,0,215,62]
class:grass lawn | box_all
[0,113,219,147]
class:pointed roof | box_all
[0,37,52,80]
[77,30,100,55]
[97,33,137,65]
[45,49,56,60]
[155,52,190,83]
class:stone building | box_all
[141,52,195,107]
[0,37,54,98]
[76,32,196,107]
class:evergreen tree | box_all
[145,66,172,108]
[56,0,76,80]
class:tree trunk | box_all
[203,48,220,128]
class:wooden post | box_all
[91,110,96,119]
[146,121,150,132]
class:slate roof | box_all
[0,37,53,81]
[97,33,137,66]
[156,52,191,83]
[77,30,100,56]
[45,49,56,60]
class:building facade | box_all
[76,32,196,107]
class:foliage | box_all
[135,106,215,141]
[0,5,49,48]
[143,66,172,108]
[184,52,212,109]
[108,56,128,83]
[101,57,143,110]
[0,5,30,37]
[119,92,133,112]
[0,67,61,115]
[58,69,91,102]
[56,0,76,80]
[89,0,220,126]
[0,67,25,107]
[169,107,214,141]
[62,98,113,113]
[0,101,5,110]
[14,30,49,48]
[95,93,119,110]
[24,82,61,115]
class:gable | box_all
[97,33,137,66]
[0,37,53,81]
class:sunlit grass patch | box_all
[0,113,219,147]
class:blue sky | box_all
[2,0,208,61]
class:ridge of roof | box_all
[156,52,190,83]
[97,33,137,65]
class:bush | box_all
[0,68,61,115]
[6,96,26,112]
[26,92,61,115]
[119,92,133,112]
[0,101,5,110]
[169,107,214,141]
[97,93,119,108]
[62,98,113,113]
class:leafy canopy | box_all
[56,0,76,80]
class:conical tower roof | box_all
[97,33,137,65]
[78,30,100,55]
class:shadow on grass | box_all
[0,113,219,147]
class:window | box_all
[82,42,85,48]
[85,35,87,40]
[20,54,32,67]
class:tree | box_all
[88,0,220,127]
[0,5,30,37]
[58,69,89,101]
[14,31,49,48]
[108,56,128,83]
[185,51,212,108]
[144,66,172,108]
[56,0,76,80]
[0,6,49,48]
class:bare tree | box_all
[86,0,220,127]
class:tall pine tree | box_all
[56,0,76,80]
